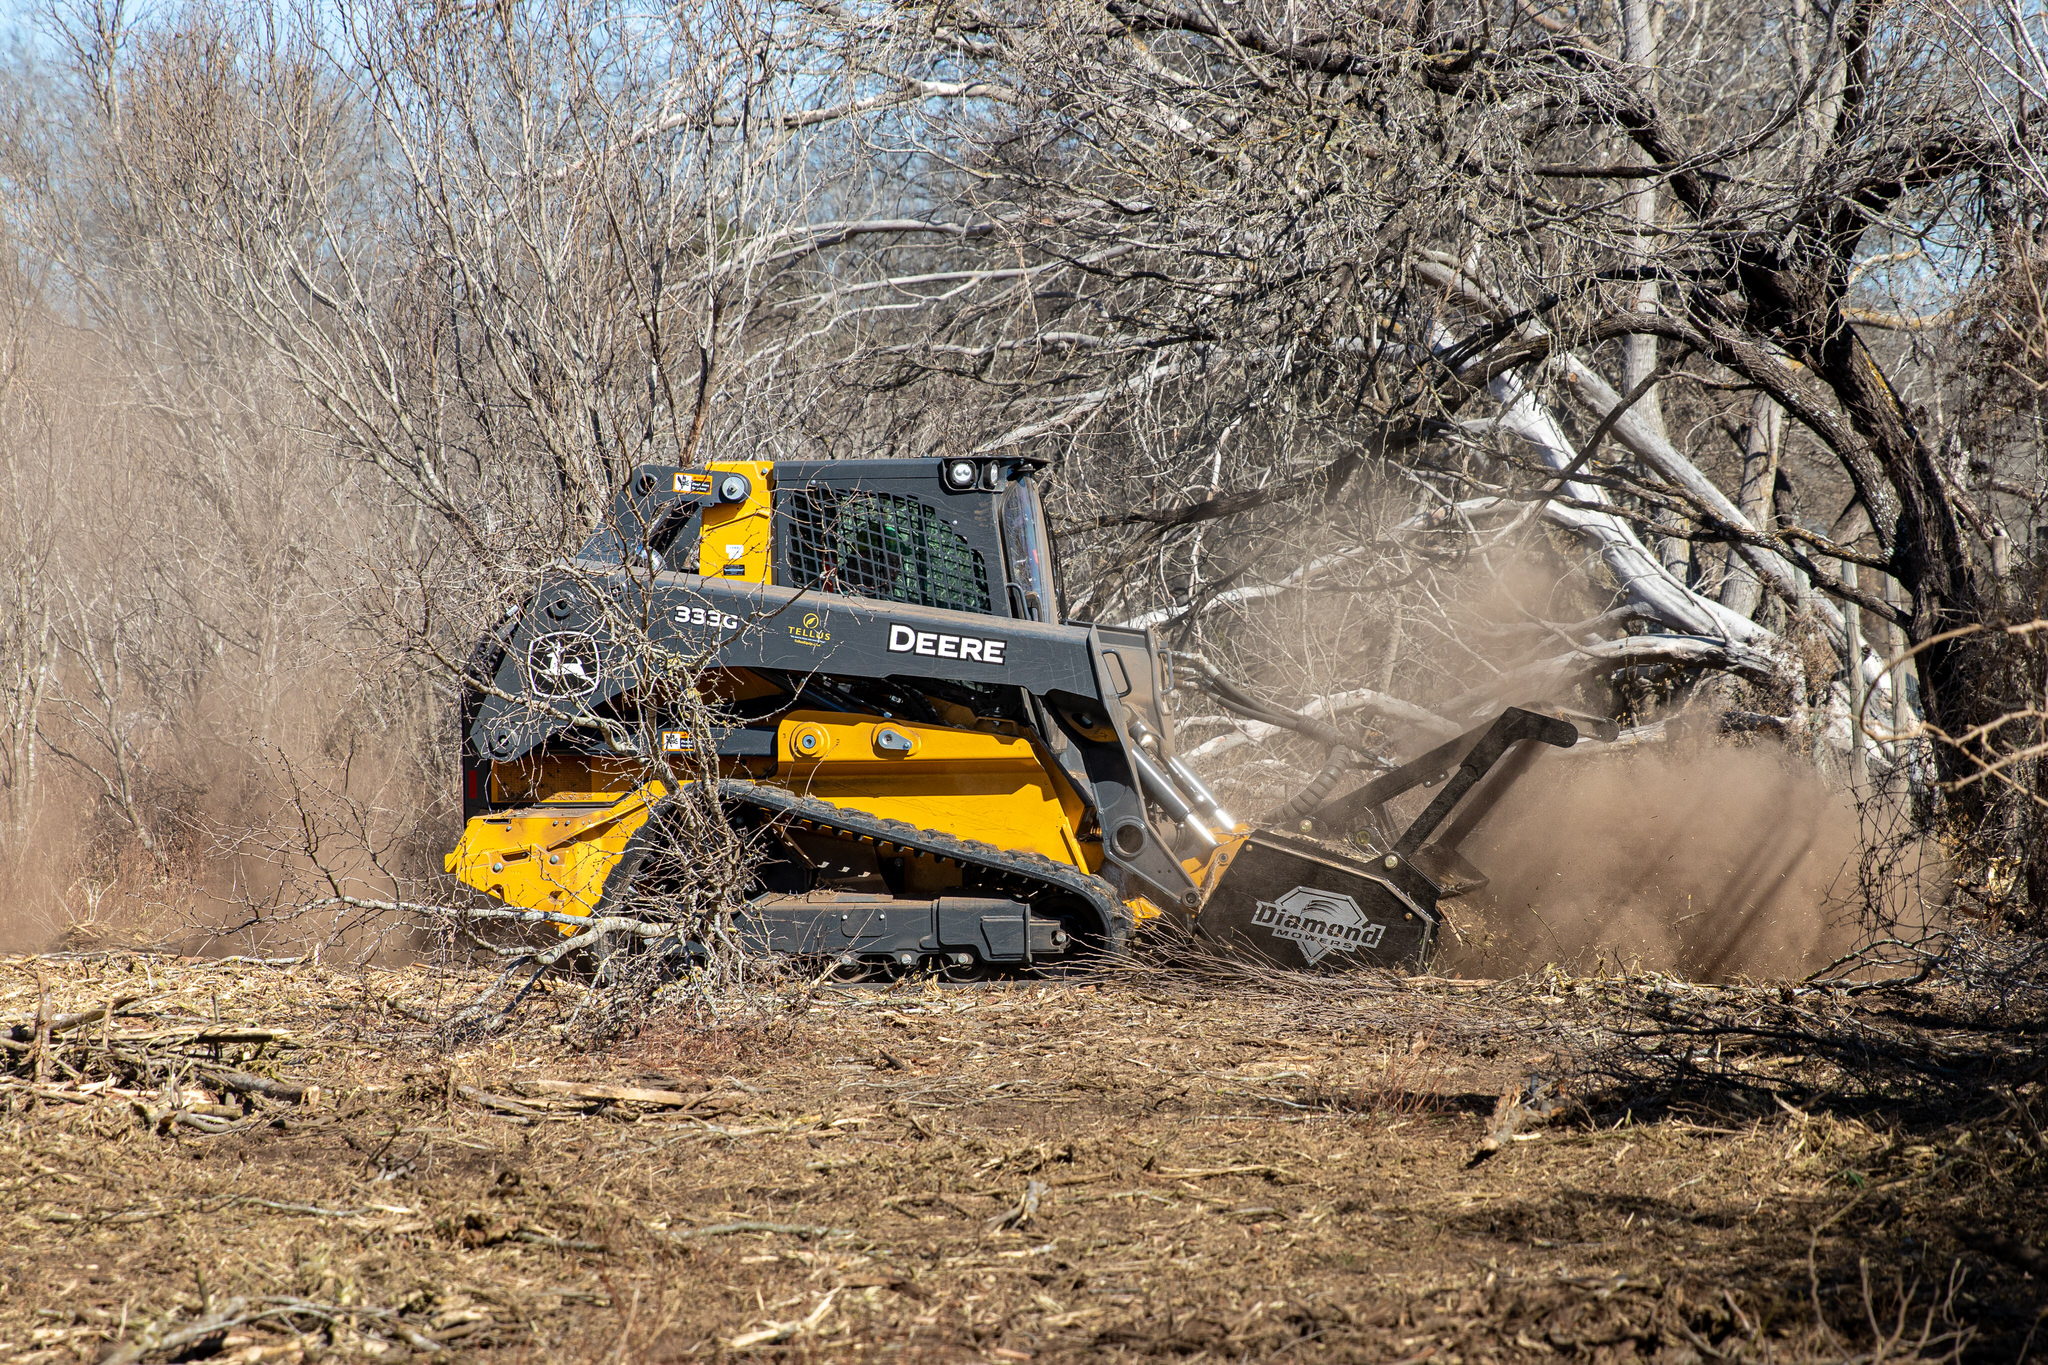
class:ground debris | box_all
[2,966,322,1137]
[2,950,2043,1362]
[1467,1075,1561,1166]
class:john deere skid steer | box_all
[447,457,1578,974]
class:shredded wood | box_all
[1,950,2042,1363]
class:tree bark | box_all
[1720,393,1782,622]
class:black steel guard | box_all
[1312,707,1580,853]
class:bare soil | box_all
[1,952,2042,1363]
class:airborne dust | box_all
[1446,742,1865,980]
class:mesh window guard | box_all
[779,488,993,615]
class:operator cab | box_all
[579,455,1059,625]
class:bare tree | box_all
[0,0,1022,953]
[759,0,2047,884]
[0,15,442,934]
[4,0,2043,948]
[0,487,56,853]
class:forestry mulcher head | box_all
[446,457,1578,975]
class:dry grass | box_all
[2,951,2043,1363]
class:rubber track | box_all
[712,779,1132,953]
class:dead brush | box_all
[1540,946,2048,1124]
[1290,1031,1448,1123]
[1660,1267,1975,1365]
[1798,1250,1976,1365]
[0,980,314,1137]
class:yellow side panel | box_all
[445,784,665,930]
[776,711,1083,867]
[698,460,775,583]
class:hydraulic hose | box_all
[1264,747,1354,827]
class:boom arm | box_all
[1311,707,1581,852]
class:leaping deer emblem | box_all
[527,632,601,697]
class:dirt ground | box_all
[2,951,2043,1363]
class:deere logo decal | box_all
[789,611,831,648]
[887,622,1008,664]
[1252,886,1385,965]
[526,631,602,700]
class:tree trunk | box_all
[1622,0,1690,587]
[1719,393,1781,621]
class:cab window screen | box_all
[780,488,993,614]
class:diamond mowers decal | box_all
[1252,886,1386,965]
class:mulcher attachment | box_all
[1197,707,1582,972]
[1196,830,1442,970]
[1308,706,1585,852]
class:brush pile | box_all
[1,965,322,1137]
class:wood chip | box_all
[518,1078,704,1107]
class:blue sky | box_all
[1,1,53,63]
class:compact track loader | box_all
[448,457,1579,974]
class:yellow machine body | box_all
[774,710,1091,869]
[447,710,1144,930]
[694,460,775,580]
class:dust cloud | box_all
[1440,741,1864,981]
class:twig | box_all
[97,1299,257,1365]
[456,1083,558,1119]
[5,994,142,1042]
[663,1219,856,1240]
[519,1078,706,1107]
